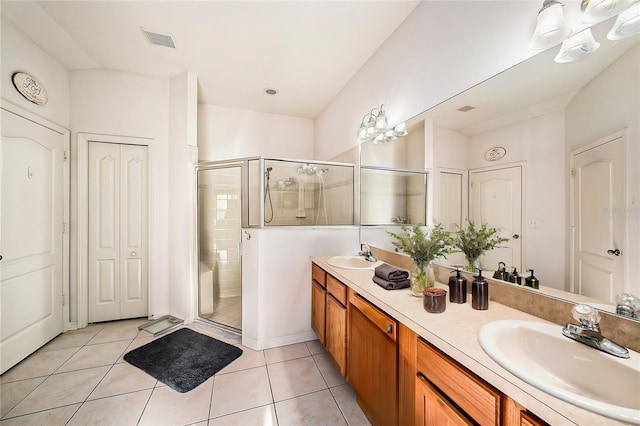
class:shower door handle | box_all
[244,230,251,240]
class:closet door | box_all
[88,142,148,322]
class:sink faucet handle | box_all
[572,304,601,327]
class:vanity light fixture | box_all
[581,0,636,24]
[554,28,601,63]
[530,0,572,50]
[607,1,640,39]
[357,104,408,144]
[530,0,639,62]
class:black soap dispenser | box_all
[448,267,468,304]
[524,269,539,289]
[472,269,489,310]
[507,267,522,285]
[492,262,508,281]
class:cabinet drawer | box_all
[312,263,326,288]
[417,338,501,425]
[349,290,397,342]
[327,274,347,305]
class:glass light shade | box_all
[530,2,572,50]
[393,122,408,136]
[581,0,635,24]
[358,126,368,140]
[554,28,601,63]
[375,113,387,130]
[607,2,640,40]
[372,133,386,144]
[383,129,397,141]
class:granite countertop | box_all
[312,256,633,426]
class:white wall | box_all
[314,1,540,161]
[467,110,567,290]
[198,104,314,161]
[565,44,640,297]
[70,69,171,321]
[1,17,70,128]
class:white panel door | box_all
[572,136,625,302]
[1,109,64,374]
[89,142,148,322]
[439,171,463,232]
[469,165,523,273]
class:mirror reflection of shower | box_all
[298,163,328,225]
[264,167,273,224]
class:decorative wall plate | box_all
[12,72,48,105]
[484,146,506,161]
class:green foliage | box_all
[387,223,455,267]
[453,220,509,262]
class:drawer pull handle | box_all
[386,324,393,334]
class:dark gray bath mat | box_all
[123,328,243,393]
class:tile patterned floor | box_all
[200,296,242,331]
[0,319,370,425]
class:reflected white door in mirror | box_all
[571,131,626,302]
[469,164,523,274]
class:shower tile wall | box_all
[199,169,242,308]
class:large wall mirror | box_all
[360,20,639,321]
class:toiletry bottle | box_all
[492,262,507,281]
[448,268,467,304]
[524,269,539,289]
[472,269,489,310]
[508,267,522,285]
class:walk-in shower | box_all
[195,157,355,335]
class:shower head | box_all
[317,168,328,175]
[265,167,273,179]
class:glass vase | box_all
[411,262,436,297]
[465,256,480,273]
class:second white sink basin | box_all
[479,320,640,424]
[327,255,381,270]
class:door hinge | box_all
[63,151,68,161]
[62,222,67,234]
[62,294,66,307]
[570,169,575,176]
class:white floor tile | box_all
[267,356,327,402]
[138,377,213,425]
[275,389,347,426]
[264,342,311,364]
[67,389,152,425]
[209,404,278,426]
[210,366,273,418]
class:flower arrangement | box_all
[453,220,509,272]
[387,223,455,292]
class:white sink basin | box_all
[479,320,640,424]
[327,255,381,270]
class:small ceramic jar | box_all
[423,287,447,313]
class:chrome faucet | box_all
[358,243,377,262]
[562,304,629,358]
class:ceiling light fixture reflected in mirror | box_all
[607,1,640,39]
[357,104,408,144]
[581,0,636,24]
[555,28,601,62]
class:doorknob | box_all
[512,234,520,239]
[607,249,621,256]
[131,252,137,257]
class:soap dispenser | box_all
[472,269,489,310]
[524,269,539,289]
[507,267,522,285]
[492,262,508,281]
[448,267,468,304]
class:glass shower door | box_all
[197,165,243,333]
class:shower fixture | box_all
[298,163,318,175]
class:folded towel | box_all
[374,263,410,282]
[372,275,411,290]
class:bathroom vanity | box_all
[311,256,637,426]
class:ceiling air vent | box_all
[457,105,476,112]
[141,28,176,48]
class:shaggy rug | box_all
[124,328,243,393]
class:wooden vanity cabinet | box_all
[416,338,501,425]
[311,263,326,345]
[325,274,348,377]
[503,396,549,426]
[348,289,399,426]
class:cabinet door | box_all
[416,373,473,426]
[349,292,398,426]
[326,294,347,377]
[311,280,326,344]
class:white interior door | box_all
[469,165,523,273]
[571,135,625,302]
[89,142,148,322]
[439,171,464,232]
[1,108,64,374]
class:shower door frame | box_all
[194,159,250,334]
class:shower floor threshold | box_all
[138,315,184,336]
